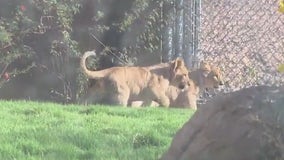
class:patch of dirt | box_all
[160,85,284,160]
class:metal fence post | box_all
[183,0,201,69]
[193,0,201,68]
[162,0,175,63]
[175,0,184,58]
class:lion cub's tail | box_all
[80,51,112,79]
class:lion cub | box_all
[85,71,171,107]
[190,61,224,92]
[170,61,224,109]
[134,61,225,109]
[80,51,190,107]
[166,78,199,109]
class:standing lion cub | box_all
[80,51,190,107]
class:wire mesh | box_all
[199,0,284,93]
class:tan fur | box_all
[128,59,192,108]
[130,79,199,109]
[80,51,190,107]
[190,60,224,92]
[129,57,191,107]
[131,61,225,109]
[143,58,190,90]
[83,72,171,107]
[169,61,224,109]
[168,79,199,109]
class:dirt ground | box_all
[160,85,284,160]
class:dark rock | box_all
[160,85,284,160]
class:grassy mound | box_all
[0,100,194,160]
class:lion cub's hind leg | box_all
[107,82,130,107]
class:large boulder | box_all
[160,86,284,160]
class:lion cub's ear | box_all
[172,57,185,71]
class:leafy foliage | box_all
[0,0,187,103]
[0,0,82,60]
[279,0,284,13]
[0,0,82,102]
[82,0,165,62]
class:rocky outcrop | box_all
[160,86,284,160]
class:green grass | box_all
[0,100,194,160]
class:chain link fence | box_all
[198,0,284,93]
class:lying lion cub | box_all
[190,61,224,92]
[166,79,199,109]
[130,77,199,109]
[80,51,190,107]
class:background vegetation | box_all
[0,0,194,104]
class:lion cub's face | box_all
[207,67,224,88]
[170,58,191,90]
[200,61,224,89]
